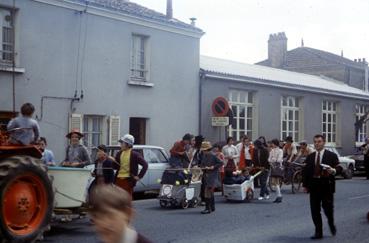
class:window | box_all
[0,8,14,63]
[228,90,253,141]
[355,104,368,143]
[83,116,103,147]
[130,34,148,80]
[281,96,300,141]
[143,149,167,163]
[322,101,338,144]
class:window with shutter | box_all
[109,116,120,145]
[70,114,83,132]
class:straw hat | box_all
[66,129,83,139]
[200,141,212,151]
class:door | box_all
[143,148,169,190]
[129,118,146,145]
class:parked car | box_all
[347,146,366,172]
[88,145,170,193]
[324,147,355,179]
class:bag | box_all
[270,162,284,178]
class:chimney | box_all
[190,17,197,26]
[166,0,173,19]
[268,32,288,68]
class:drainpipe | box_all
[365,63,368,92]
[199,69,205,134]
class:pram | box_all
[223,170,262,202]
[158,167,202,209]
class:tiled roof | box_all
[68,0,203,33]
[257,47,366,69]
[201,55,369,99]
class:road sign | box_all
[212,97,230,117]
[211,117,229,126]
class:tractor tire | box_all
[0,156,54,243]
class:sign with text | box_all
[211,117,229,126]
[211,97,230,117]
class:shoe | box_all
[201,209,211,214]
[264,195,270,200]
[258,197,264,201]
[310,234,323,240]
[329,224,337,236]
[273,197,282,203]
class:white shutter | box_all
[69,113,83,132]
[109,116,120,145]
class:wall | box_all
[200,76,366,155]
[0,0,200,160]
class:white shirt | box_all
[222,145,238,161]
[268,147,283,166]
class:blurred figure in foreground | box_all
[90,185,152,243]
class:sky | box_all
[132,0,369,64]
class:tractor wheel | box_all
[0,156,54,243]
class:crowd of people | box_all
[161,132,319,217]
[4,102,364,241]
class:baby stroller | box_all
[223,170,262,202]
[158,167,203,209]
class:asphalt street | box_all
[44,177,369,243]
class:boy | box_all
[7,103,40,145]
[93,145,115,185]
[90,185,152,243]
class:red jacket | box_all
[170,140,186,157]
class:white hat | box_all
[119,134,135,145]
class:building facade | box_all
[257,32,369,92]
[200,56,369,155]
[0,0,203,160]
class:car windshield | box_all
[143,148,167,163]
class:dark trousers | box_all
[309,180,335,234]
[259,170,270,197]
[364,159,369,179]
[245,159,253,167]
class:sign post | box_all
[211,97,231,141]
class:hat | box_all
[97,144,107,153]
[119,134,135,146]
[66,129,84,139]
[195,135,204,143]
[200,141,212,151]
[299,140,307,145]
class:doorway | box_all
[129,118,147,145]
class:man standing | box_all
[253,139,270,201]
[236,135,254,170]
[114,134,148,196]
[362,138,369,180]
[303,134,339,239]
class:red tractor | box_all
[0,129,54,242]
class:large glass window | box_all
[281,96,300,141]
[322,101,338,144]
[355,104,368,143]
[228,90,253,141]
[0,8,14,63]
[83,116,103,147]
[130,34,148,80]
